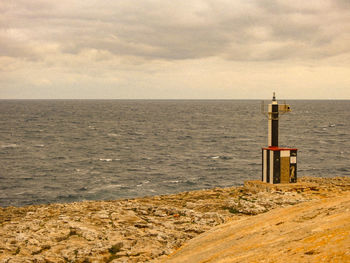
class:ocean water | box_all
[0,100,349,207]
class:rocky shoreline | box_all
[1,176,349,263]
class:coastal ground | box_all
[164,189,350,262]
[0,177,349,263]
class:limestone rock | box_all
[163,192,350,263]
[0,176,349,263]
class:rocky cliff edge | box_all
[1,177,349,263]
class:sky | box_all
[1,0,350,99]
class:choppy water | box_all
[0,100,349,207]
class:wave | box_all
[107,133,120,137]
[98,157,121,162]
[210,156,233,160]
[184,180,196,186]
[1,143,18,149]
[99,158,112,162]
[163,180,179,184]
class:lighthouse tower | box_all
[262,93,297,184]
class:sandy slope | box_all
[164,192,350,263]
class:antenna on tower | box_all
[261,93,291,118]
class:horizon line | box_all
[1,98,349,101]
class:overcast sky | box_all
[1,0,349,99]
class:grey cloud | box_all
[1,0,349,62]
[0,30,41,60]
[334,0,350,8]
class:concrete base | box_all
[244,180,319,193]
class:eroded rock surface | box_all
[0,176,349,262]
[164,191,350,263]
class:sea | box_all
[0,100,349,207]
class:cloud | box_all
[1,0,349,63]
[0,0,349,99]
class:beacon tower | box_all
[262,93,297,184]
